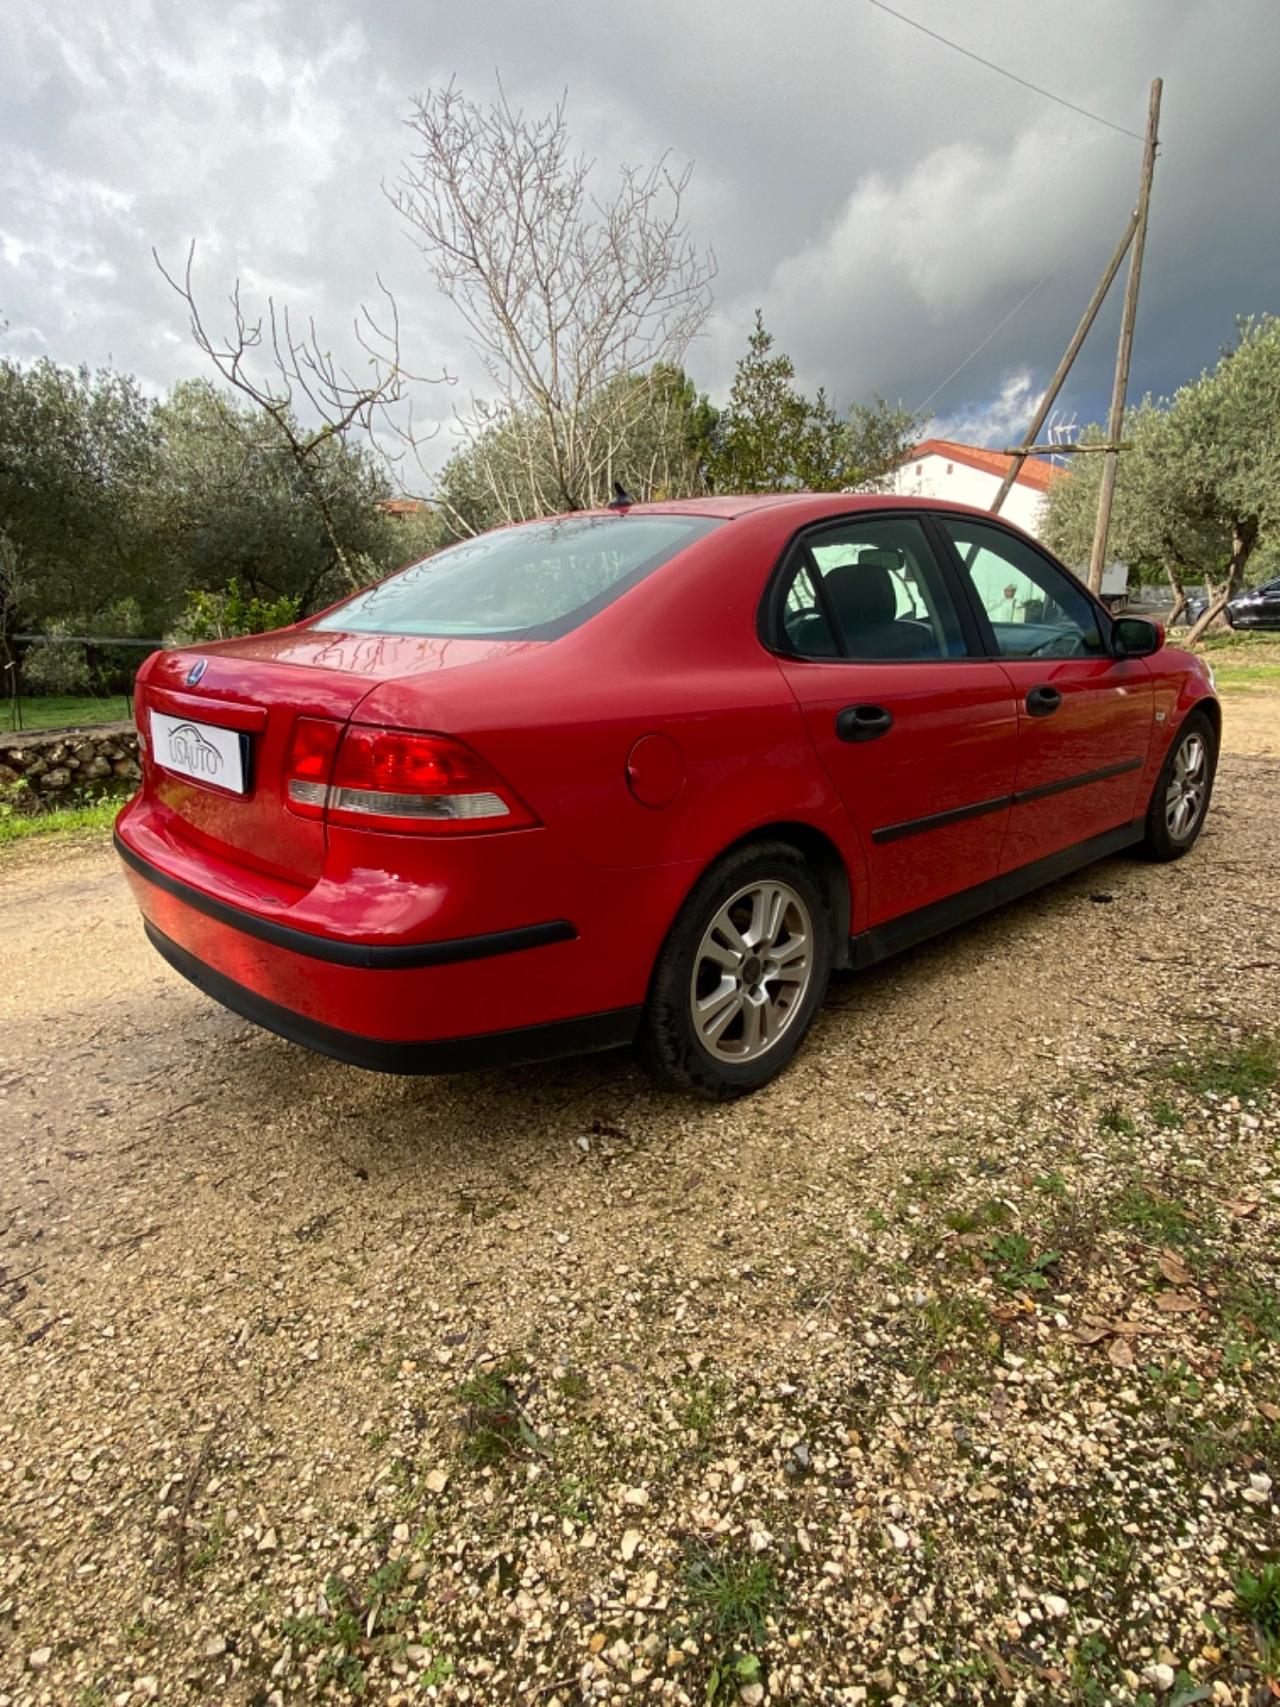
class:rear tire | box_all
[637,842,834,1099]
[1139,709,1217,862]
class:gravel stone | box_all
[1,717,1277,1705]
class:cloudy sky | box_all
[4,0,1277,480]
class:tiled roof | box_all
[907,438,1064,492]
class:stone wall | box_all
[1,721,141,812]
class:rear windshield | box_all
[314,513,722,640]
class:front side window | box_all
[315,514,722,640]
[776,515,967,661]
[940,517,1106,659]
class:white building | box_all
[887,438,1062,538]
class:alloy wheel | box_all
[1165,729,1208,842]
[689,880,814,1063]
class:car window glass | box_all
[780,560,839,656]
[778,515,967,660]
[315,514,722,640]
[941,517,1106,659]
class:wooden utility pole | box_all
[989,210,1137,516]
[1087,77,1162,593]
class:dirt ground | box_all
[2,691,1278,1707]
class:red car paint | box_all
[115,494,1217,1073]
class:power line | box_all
[914,252,1070,414]
[866,0,1147,142]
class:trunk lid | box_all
[138,629,535,883]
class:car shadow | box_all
[71,844,1164,1196]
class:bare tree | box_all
[388,81,716,517]
[155,244,441,585]
[0,531,23,730]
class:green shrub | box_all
[170,579,301,644]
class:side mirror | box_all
[1112,616,1162,658]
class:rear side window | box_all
[775,515,967,660]
[316,514,722,640]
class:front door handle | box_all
[835,704,893,743]
[1026,684,1063,717]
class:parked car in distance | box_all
[1183,576,1280,631]
[116,495,1220,1098]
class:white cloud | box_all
[2,0,1278,487]
[932,369,1044,447]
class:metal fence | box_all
[4,634,162,733]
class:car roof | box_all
[577,493,1010,524]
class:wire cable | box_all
[913,252,1070,414]
[866,0,1146,142]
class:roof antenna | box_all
[607,482,635,510]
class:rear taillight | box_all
[285,717,343,820]
[286,720,537,835]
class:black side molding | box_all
[116,830,576,970]
[144,922,641,1074]
[872,792,1010,845]
[1014,756,1142,806]
[871,758,1144,845]
[850,817,1144,969]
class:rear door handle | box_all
[835,704,893,743]
[1026,685,1063,717]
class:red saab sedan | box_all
[116,495,1219,1097]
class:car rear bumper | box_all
[115,813,657,1066]
[114,830,577,970]
[142,919,640,1073]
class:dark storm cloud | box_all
[3,0,1277,465]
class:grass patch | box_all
[1147,1095,1184,1131]
[1194,630,1280,655]
[1222,1276,1280,1347]
[674,1372,730,1445]
[454,1365,538,1466]
[550,1471,597,1525]
[916,1292,990,1346]
[1033,1169,1069,1198]
[681,1539,780,1697]
[282,1559,453,1696]
[904,1161,959,1191]
[944,1197,1012,1236]
[1097,1101,1137,1137]
[984,1232,1061,1293]
[1112,1182,1198,1247]
[5,694,132,732]
[1163,1035,1279,1100]
[683,1543,779,1644]
[0,798,119,844]
[1214,662,1280,689]
[553,1369,590,1402]
[1236,1563,1280,1637]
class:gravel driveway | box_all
[2,703,1278,1707]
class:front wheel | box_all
[637,842,834,1099]
[1139,710,1217,861]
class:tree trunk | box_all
[1185,518,1257,646]
[0,544,23,732]
[1162,557,1187,628]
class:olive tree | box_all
[152,380,403,615]
[1042,402,1218,624]
[155,245,434,586]
[0,359,167,635]
[1043,316,1280,638]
